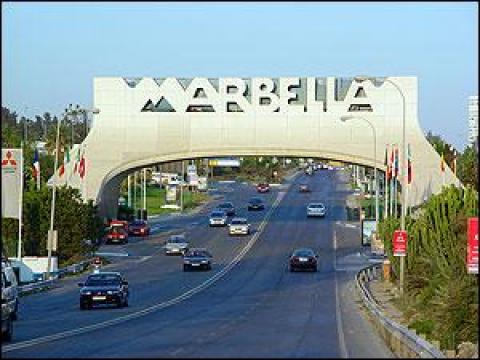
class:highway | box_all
[3,169,393,358]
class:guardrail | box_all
[18,259,92,296]
[356,263,445,358]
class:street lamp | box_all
[354,75,407,295]
[340,115,379,229]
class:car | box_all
[183,248,212,271]
[306,203,326,217]
[1,259,18,321]
[209,210,228,227]
[256,183,270,193]
[228,217,250,235]
[299,184,310,193]
[128,220,150,236]
[217,202,236,216]
[105,226,128,244]
[78,272,129,310]
[165,234,189,255]
[289,248,318,272]
[247,197,265,211]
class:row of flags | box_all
[31,146,86,186]
[384,144,412,184]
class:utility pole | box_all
[180,161,184,212]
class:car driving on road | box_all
[78,272,129,310]
[228,217,250,235]
[217,202,236,216]
[128,220,150,236]
[183,248,212,271]
[289,248,318,272]
[299,184,310,192]
[209,210,228,227]
[306,203,326,217]
[106,226,128,244]
[165,234,189,255]
[2,258,18,321]
[256,183,270,193]
[247,197,265,211]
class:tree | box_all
[457,146,478,191]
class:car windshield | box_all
[187,250,210,257]
[110,228,123,234]
[131,221,145,226]
[219,203,233,209]
[293,249,314,257]
[169,236,186,243]
[231,219,247,225]
[85,274,121,286]
[309,204,324,208]
[249,198,262,203]
[211,212,225,217]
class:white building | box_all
[468,95,478,147]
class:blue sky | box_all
[2,2,478,150]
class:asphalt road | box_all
[3,169,393,358]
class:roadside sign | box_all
[361,219,377,247]
[47,230,58,251]
[393,230,407,257]
[166,184,177,202]
[467,217,478,274]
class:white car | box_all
[209,210,228,227]
[306,203,326,217]
[165,234,189,255]
[228,218,250,236]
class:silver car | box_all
[228,218,250,236]
[209,210,228,227]
[165,234,189,255]
[306,203,326,217]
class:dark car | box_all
[78,272,129,310]
[105,227,128,244]
[289,248,318,272]
[128,220,150,236]
[299,184,310,192]
[247,197,265,211]
[183,248,212,271]
[217,202,235,216]
[256,183,270,193]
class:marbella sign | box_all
[139,77,372,114]
[467,217,478,274]
[393,230,408,257]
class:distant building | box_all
[468,95,478,147]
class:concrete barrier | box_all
[356,263,445,358]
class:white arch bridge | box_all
[54,76,458,218]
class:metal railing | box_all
[18,259,91,296]
[356,263,445,358]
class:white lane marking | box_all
[3,190,286,353]
[170,348,184,355]
[95,252,129,257]
[334,229,349,358]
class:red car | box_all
[256,183,270,193]
[106,226,128,244]
[128,220,151,236]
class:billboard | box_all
[361,219,377,247]
[1,148,23,219]
[208,158,240,167]
[165,185,177,202]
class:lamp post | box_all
[354,76,406,295]
[341,115,379,229]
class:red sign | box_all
[467,217,478,274]
[393,230,407,257]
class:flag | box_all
[394,145,399,178]
[78,150,86,179]
[440,152,445,172]
[58,147,70,177]
[384,145,391,180]
[73,147,80,173]
[389,146,394,179]
[407,143,412,184]
[1,148,23,219]
[32,148,40,180]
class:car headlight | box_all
[107,290,119,295]
[82,291,92,295]
[184,260,191,264]
[201,260,208,264]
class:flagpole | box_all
[127,175,131,208]
[17,143,24,261]
[384,145,389,219]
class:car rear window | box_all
[231,219,247,225]
[211,212,224,217]
[86,274,121,286]
[293,250,314,257]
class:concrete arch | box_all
[54,76,459,218]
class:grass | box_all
[124,185,211,216]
